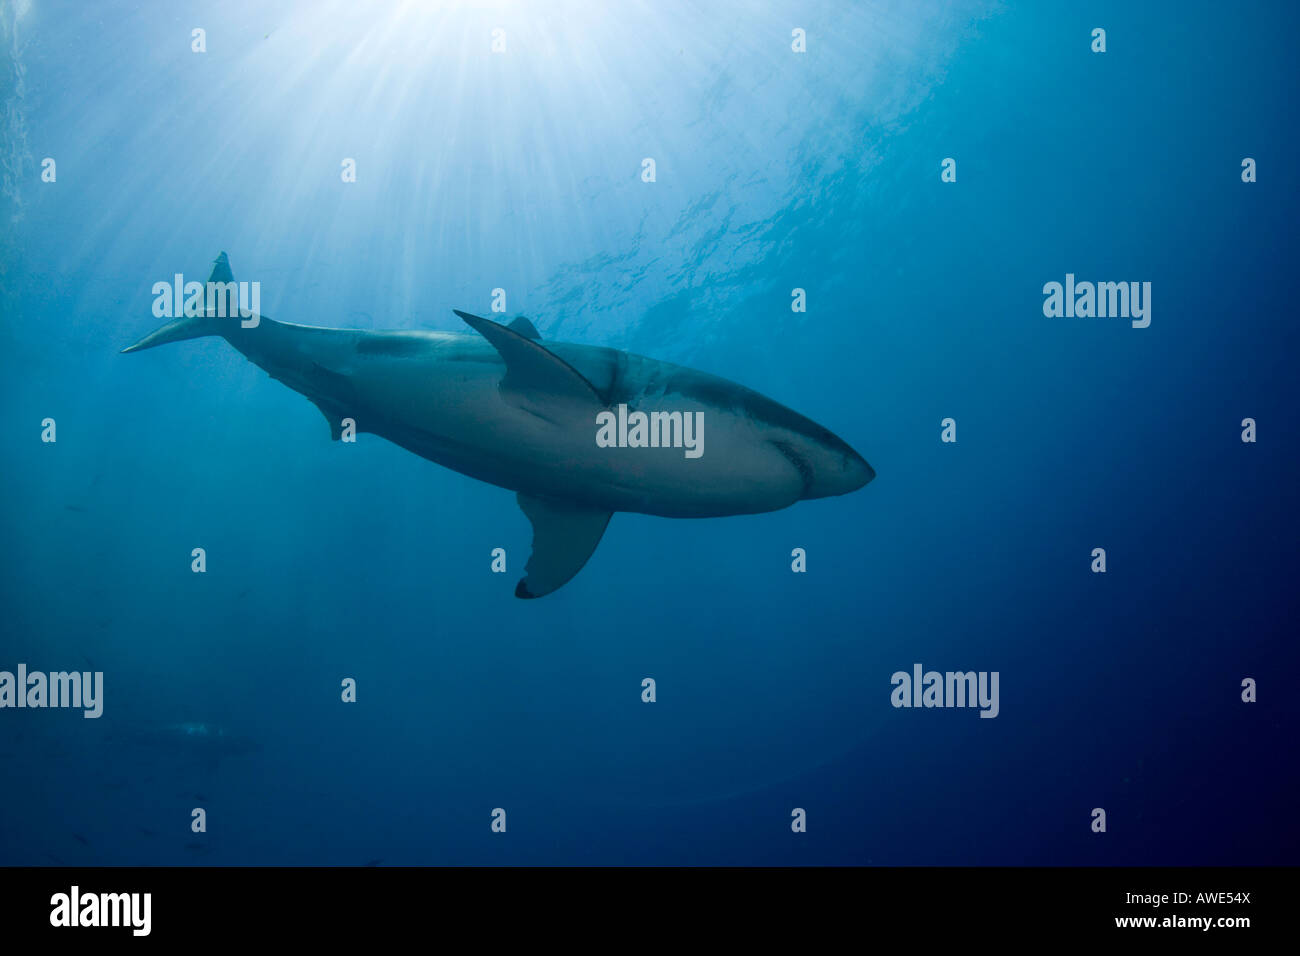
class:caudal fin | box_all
[120,251,235,354]
[120,315,219,353]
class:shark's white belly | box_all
[351,357,805,517]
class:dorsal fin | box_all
[507,315,541,340]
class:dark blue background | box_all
[1,0,1295,864]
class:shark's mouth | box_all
[770,440,814,496]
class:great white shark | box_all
[124,253,875,597]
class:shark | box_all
[124,253,875,597]
[132,722,259,758]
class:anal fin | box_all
[515,493,613,598]
[310,398,350,440]
[292,361,361,441]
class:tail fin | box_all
[207,251,234,285]
[120,252,235,354]
[120,314,219,353]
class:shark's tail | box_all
[120,252,238,354]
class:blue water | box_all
[1,0,1296,866]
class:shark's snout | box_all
[774,433,874,500]
[844,449,875,492]
[818,445,874,498]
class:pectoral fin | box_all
[515,493,613,598]
[455,310,600,411]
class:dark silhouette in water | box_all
[124,723,257,757]
[108,723,259,783]
[123,252,874,598]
